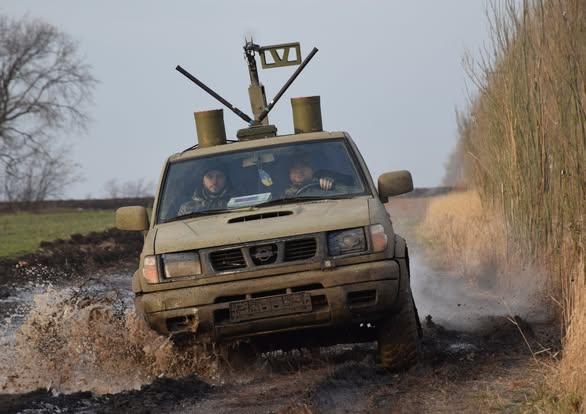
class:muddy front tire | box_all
[377,284,421,371]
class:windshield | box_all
[156,139,369,223]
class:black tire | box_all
[377,283,421,371]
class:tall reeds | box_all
[457,0,585,406]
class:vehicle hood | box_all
[153,198,371,254]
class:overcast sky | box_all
[2,1,491,199]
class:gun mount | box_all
[176,41,319,143]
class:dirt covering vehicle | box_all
[117,41,421,370]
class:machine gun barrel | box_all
[256,47,318,123]
[176,65,254,124]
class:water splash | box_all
[0,283,219,394]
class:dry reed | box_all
[417,191,506,283]
[416,190,549,307]
[448,0,584,409]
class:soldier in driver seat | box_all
[283,157,335,197]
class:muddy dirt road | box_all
[0,199,558,413]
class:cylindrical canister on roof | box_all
[291,96,323,134]
[194,109,227,147]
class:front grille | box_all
[209,249,246,271]
[205,234,320,274]
[284,238,317,261]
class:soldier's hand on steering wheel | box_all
[319,177,334,190]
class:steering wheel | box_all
[295,182,322,195]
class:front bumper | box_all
[136,259,401,341]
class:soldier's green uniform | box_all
[178,185,232,215]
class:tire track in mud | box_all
[177,348,383,414]
[307,360,394,413]
[187,364,333,413]
[184,315,552,414]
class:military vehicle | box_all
[117,40,421,369]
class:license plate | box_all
[229,292,312,322]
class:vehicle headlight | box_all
[142,255,159,284]
[369,224,388,253]
[327,228,367,256]
[161,251,202,279]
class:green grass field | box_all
[0,210,116,258]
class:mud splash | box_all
[0,282,219,395]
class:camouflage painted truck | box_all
[117,41,421,369]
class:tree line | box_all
[0,14,97,202]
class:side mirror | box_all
[377,170,413,201]
[116,206,149,231]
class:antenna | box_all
[176,40,318,127]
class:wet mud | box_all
[0,225,560,413]
[0,375,212,414]
[0,298,557,413]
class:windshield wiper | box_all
[255,194,352,208]
[163,209,229,223]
